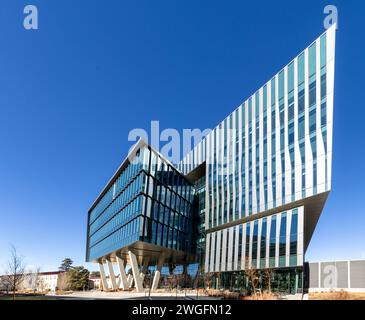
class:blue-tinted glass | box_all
[320,34,327,68]
[279,213,287,258]
[261,218,267,263]
[279,70,284,100]
[271,78,276,105]
[290,212,298,255]
[309,43,316,77]
[288,62,294,93]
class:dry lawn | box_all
[309,291,365,300]
[241,292,278,300]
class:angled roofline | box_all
[88,138,187,214]
[179,24,337,167]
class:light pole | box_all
[148,269,153,300]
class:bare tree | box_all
[204,272,213,290]
[244,257,259,298]
[2,245,26,299]
[263,268,274,293]
[214,272,221,290]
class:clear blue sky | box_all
[0,0,364,272]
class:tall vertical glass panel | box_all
[269,216,276,267]
[279,213,287,267]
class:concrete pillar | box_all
[127,274,134,288]
[295,272,299,294]
[99,262,109,291]
[116,254,128,290]
[106,258,118,291]
[128,250,143,293]
[152,254,165,291]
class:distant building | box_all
[0,271,65,293]
[89,275,124,291]
[89,276,101,290]
[22,271,65,292]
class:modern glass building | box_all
[86,25,336,293]
[86,140,197,291]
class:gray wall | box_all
[308,260,365,290]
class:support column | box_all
[99,261,109,291]
[127,274,134,288]
[106,257,117,291]
[295,272,299,294]
[128,250,143,293]
[152,254,165,291]
[116,254,128,290]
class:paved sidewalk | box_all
[47,291,215,300]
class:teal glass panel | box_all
[271,77,276,105]
[279,70,284,100]
[290,255,297,266]
[309,43,316,77]
[279,256,286,267]
[320,33,327,68]
[279,213,287,258]
[269,216,276,259]
[298,53,305,85]
[288,62,294,93]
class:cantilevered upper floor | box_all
[86,139,197,265]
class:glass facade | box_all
[193,175,206,270]
[86,144,195,262]
[180,25,335,278]
[208,267,303,295]
[205,207,303,272]
[191,32,330,227]
[86,26,336,293]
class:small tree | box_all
[57,272,71,291]
[59,258,73,272]
[68,266,90,291]
[244,257,259,298]
[166,274,178,292]
[204,272,213,290]
[263,268,274,293]
[215,272,222,290]
[3,245,26,299]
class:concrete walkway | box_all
[279,293,304,300]
[47,291,215,300]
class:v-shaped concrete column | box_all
[106,257,118,291]
[152,254,165,291]
[116,254,128,290]
[128,250,143,293]
[98,262,109,291]
[127,274,134,288]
